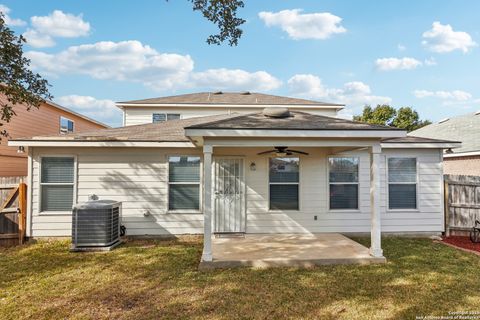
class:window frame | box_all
[152,113,181,123]
[327,156,360,212]
[387,156,419,211]
[268,156,300,212]
[59,116,74,134]
[38,154,77,215]
[167,155,203,214]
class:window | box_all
[388,158,417,209]
[40,157,75,212]
[269,158,299,210]
[167,114,181,121]
[329,157,359,210]
[153,113,181,123]
[168,156,201,211]
[60,117,74,134]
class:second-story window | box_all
[60,117,74,134]
[152,113,181,123]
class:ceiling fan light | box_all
[276,152,287,157]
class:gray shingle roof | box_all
[13,111,404,142]
[118,92,344,106]
[14,113,237,142]
[381,136,460,144]
[186,111,404,131]
[410,112,480,153]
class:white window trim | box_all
[327,156,360,212]
[386,156,419,212]
[167,155,203,214]
[38,154,77,215]
[267,156,301,212]
[152,113,182,123]
[59,116,74,134]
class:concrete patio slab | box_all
[199,233,386,270]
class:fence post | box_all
[18,183,27,244]
[444,179,450,237]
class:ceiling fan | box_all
[257,146,309,156]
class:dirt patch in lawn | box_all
[442,236,480,253]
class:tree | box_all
[353,105,431,132]
[190,0,245,46]
[0,13,52,140]
[392,107,432,132]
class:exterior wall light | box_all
[249,162,256,171]
[17,146,25,154]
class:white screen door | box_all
[214,158,246,233]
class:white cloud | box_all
[56,95,122,127]
[26,40,282,92]
[413,89,472,101]
[23,10,90,48]
[397,44,406,51]
[258,9,346,40]
[375,57,422,71]
[0,4,26,26]
[288,74,391,107]
[22,29,55,48]
[191,68,282,91]
[422,22,477,53]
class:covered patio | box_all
[199,233,386,269]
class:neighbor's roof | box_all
[186,111,404,131]
[410,112,480,154]
[117,92,344,107]
[47,100,109,128]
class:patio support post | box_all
[201,144,213,261]
[369,145,384,258]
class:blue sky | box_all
[2,0,479,127]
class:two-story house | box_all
[9,91,459,264]
[0,94,108,176]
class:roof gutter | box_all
[8,140,195,148]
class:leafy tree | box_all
[353,105,431,132]
[0,13,52,139]
[190,0,245,46]
[392,107,432,132]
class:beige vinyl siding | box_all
[29,146,444,237]
[31,147,203,237]
[123,107,339,126]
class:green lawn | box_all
[1,237,480,320]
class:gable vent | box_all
[263,107,291,118]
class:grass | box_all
[1,237,480,320]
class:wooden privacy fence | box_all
[444,174,480,236]
[0,176,27,246]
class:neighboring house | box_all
[9,92,459,261]
[410,112,480,176]
[0,95,108,176]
